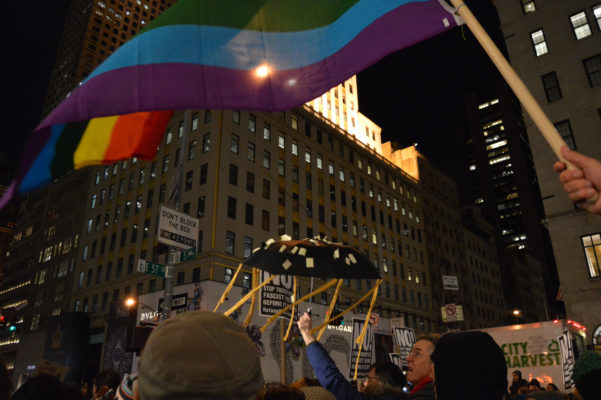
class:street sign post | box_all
[169,247,196,264]
[137,259,168,278]
[158,205,199,249]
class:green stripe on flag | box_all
[139,0,360,34]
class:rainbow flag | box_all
[3,0,461,206]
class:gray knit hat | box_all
[137,311,262,400]
[300,386,336,400]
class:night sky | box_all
[3,0,502,172]
[357,0,504,164]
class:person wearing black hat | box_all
[509,370,529,397]
[430,331,507,400]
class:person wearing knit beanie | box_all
[430,331,507,400]
[300,386,337,400]
[572,351,601,400]
[135,311,263,400]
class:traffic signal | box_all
[8,325,16,333]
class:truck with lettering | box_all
[480,320,586,392]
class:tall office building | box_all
[384,144,507,329]
[43,0,177,114]
[463,82,556,321]
[495,0,601,346]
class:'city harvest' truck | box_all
[481,320,586,392]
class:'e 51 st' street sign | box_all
[138,259,167,277]
[158,205,199,249]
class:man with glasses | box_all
[298,311,407,399]
[406,335,439,400]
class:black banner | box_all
[102,302,135,375]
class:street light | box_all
[124,297,156,312]
[125,297,159,326]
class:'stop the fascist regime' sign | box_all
[158,205,199,249]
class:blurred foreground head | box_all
[431,331,507,400]
[573,351,601,400]
[137,311,262,400]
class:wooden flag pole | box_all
[450,0,598,203]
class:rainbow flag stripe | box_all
[4,0,460,205]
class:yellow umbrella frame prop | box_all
[214,262,382,380]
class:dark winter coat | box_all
[305,341,406,400]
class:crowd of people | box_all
[2,149,600,399]
[4,310,599,400]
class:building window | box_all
[244,237,253,259]
[177,271,185,286]
[521,0,535,13]
[191,113,198,130]
[248,114,256,133]
[291,140,298,156]
[165,129,172,144]
[570,11,592,40]
[224,268,233,283]
[278,134,285,149]
[263,150,271,169]
[262,179,270,199]
[232,110,240,124]
[227,196,237,219]
[247,142,256,162]
[225,231,235,254]
[197,196,205,217]
[582,233,601,278]
[188,140,196,160]
[530,29,548,57]
[202,133,210,153]
[245,203,254,225]
[229,164,238,186]
[541,72,562,102]
[263,123,271,141]
[583,54,601,87]
[278,159,285,176]
[246,172,255,193]
[291,114,298,130]
[185,170,193,191]
[230,134,239,154]
[199,163,208,185]
[594,4,601,30]
[262,210,270,231]
[554,120,576,150]
[243,272,251,289]
[205,110,213,123]
[162,155,169,173]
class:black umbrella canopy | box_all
[244,237,380,279]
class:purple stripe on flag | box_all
[39,2,458,128]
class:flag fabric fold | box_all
[3,0,461,207]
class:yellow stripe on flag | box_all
[73,116,119,169]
